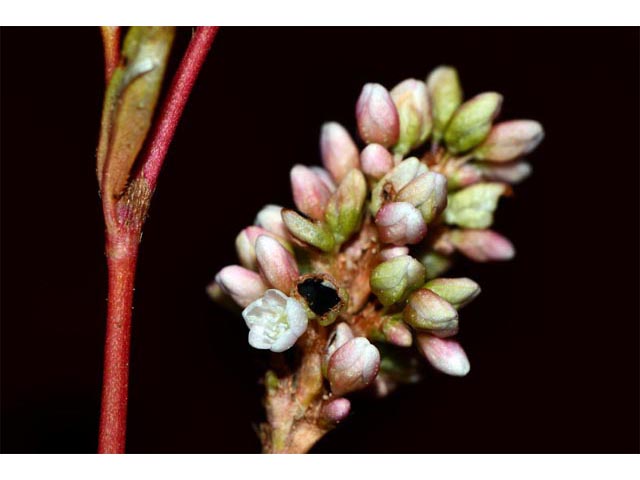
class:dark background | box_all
[1,27,638,453]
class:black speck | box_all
[297,278,341,316]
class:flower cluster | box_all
[209,65,543,453]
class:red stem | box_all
[98,26,219,453]
[98,231,139,453]
[140,26,219,192]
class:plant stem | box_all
[97,26,219,453]
[139,26,219,192]
[98,230,139,453]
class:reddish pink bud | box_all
[255,235,299,293]
[215,265,269,308]
[375,201,427,245]
[474,120,544,162]
[356,83,400,147]
[310,166,337,192]
[478,161,532,185]
[290,164,333,221]
[449,229,515,262]
[323,322,355,373]
[328,337,381,396]
[321,397,351,423]
[235,226,288,271]
[320,122,360,183]
[360,143,394,180]
[379,246,409,261]
[417,334,470,377]
[382,317,413,347]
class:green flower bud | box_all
[370,255,426,306]
[418,251,453,280]
[424,277,481,309]
[390,79,432,156]
[444,92,503,154]
[403,288,458,336]
[324,169,367,246]
[281,209,335,252]
[426,66,462,143]
[444,182,509,229]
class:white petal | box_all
[270,330,299,352]
[285,297,308,336]
[248,326,273,350]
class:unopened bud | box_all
[418,251,453,280]
[444,92,503,154]
[426,66,463,142]
[290,164,332,221]
[254,204,289,239]
[370,255,426,306]
[310,166,337,192]
[478,161,532,185]
[255,235,299,293]
[215,265,269,308]
[321,397,351,423]
[324,169,367,245]
[327,337,381,396]
[390,78,432,155]
[447,163,483,189]
[356,83,400,147]
[360,143,394,180]
[235,226,291,271]
[449,229,515,262]
[281,209,335,253]
[320,122,360,183]
[381,316,413,347]
[444,182,509,229]
[424,277,481,309]
[417,334,470,377]
[323,322,354,374]
[370,157,428,214]
[379,246,409,261]
[375,201,427,245]
[404,288,458,336]
[473,120,544,162]
[395,171,448,223]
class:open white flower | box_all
[242,289,308,352]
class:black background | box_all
[1,27,638,453]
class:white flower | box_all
[242,289,308,352]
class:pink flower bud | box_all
[395,171,448,223]
[320,122,360,183]
[254,204,289,239]
[215,265,269,308]
[417,334,470,377]
[474,120,544,162]
[255,235,299,293]
[478,161,532,185]
[360,143,394,180]
[323,322,355,373]
[310,166,337,192]
[379,246,409,261]
[327,337,380,396]
[321,397,351,423]
[235,226,277,271]
[404,288,458,336]
[382,317,413,347]
[290,164,333,221]
[375,201,427,245]
[449,229,515,262]
[356,83,400,147]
